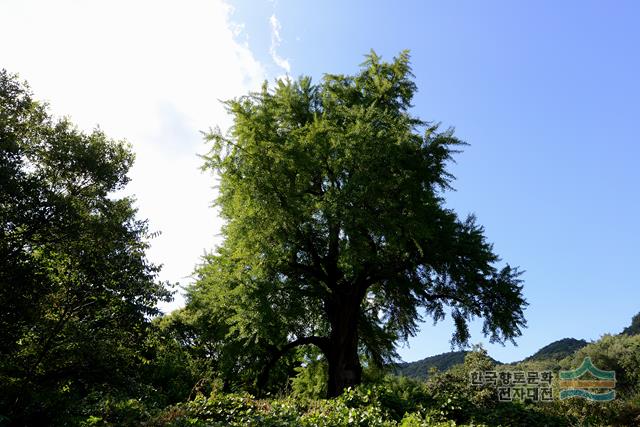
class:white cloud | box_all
[0,0,266,312]
[269,13,291,73]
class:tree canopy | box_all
[190,51,527,397]
[0,70,171,424]
[622,312,640,336]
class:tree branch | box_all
[256,335,329,393]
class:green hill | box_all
[523,337,588,362]
[395,351,501,379]
[393,311,640,379]
[396,337,588,379]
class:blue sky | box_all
[230,0,640,362]
[2,0,638,364]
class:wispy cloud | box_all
[269,14,291,73]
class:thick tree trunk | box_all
[325,293,362,398]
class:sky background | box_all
[2,0,639,364]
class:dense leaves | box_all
[191,51,527,396]
[0,70,171,424]
[622,312,640,336]
[147,350,574,427]
[70,332,640,426]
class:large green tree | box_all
[0,70,171,423]
[193,51,527,397]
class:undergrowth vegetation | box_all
[75,342,640,426]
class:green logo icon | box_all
[558,357,616,401]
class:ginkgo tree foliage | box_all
[190,51,527,397]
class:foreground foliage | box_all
[0,70,171,425]
[150,388,460,427]
[77,341,639,426]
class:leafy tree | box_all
[192,51,527,397]
[555,334,640,425]
[560,334,640,398]
[622,312,640,336]
[0,70,171,424]
[181,285,302,393]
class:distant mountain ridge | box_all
[395,351,469,378]
[395,350,501,379]
[396,312,640,380]
[523,337,588,362]
[395,338,585,379]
